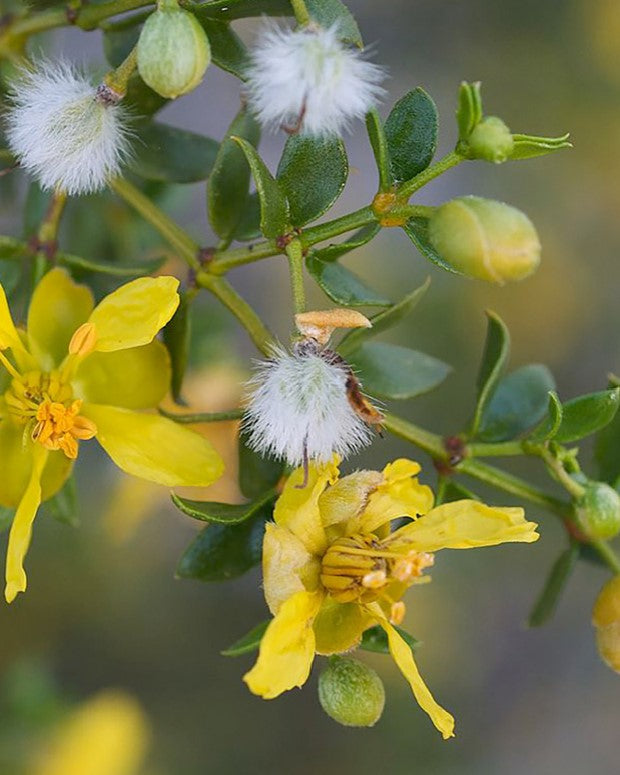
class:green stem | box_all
[467,440,526,457]
[109,177,200,269]
[537,446,586,499]
[289,0,311,26]
[104,45,138,95]
[383,414,446,459]
[398,151,464,200]
[4,0,152,37]
[196,273,274,355]
[285,239,305,315]
[159,407,244,423]
[592,540,620,575]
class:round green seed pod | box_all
[318,657,385,728]
[592,575,620,673]
[428,196,541,283]
[468,116,514,163]
[137,5,210,99]
[576,482,620,540]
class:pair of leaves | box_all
[528,388,620,445]
[221,621,418,657]
[470,312,556,442]
[174,436,283,582]
[366,88,438,190]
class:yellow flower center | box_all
[2,369,96,459]
[320,532,434,622]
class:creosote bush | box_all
[0,0,618,747]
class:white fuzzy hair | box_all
[245,22,385,137]
[243,345,373,467]
[5,61,131,196]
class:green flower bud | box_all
[137,3,210,99]
[592,575,620,673]
[576,482,620,540]
[428,196,541,284]
[467,116,514,163]
[318,657,385,728]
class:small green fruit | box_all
[428,196,541,283]
[318,657,385,728]
[467,116,514,163]
[576,482,620,540]
[137,5,210,99]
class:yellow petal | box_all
[28,268,94,370]
[83,404,224,487]
[73,341,171,410]
[368,603,455,739]
[273,457,340,555]
[318,469,383,538]
[32,690,150,775]
[87,276,179,353]
[313,598,371,655]
[0,283,33,370]
[354,458,434,535]
[389,499,539,552]
[0,421,72,508]
[263,522,321,615]
[243,590,323,699]
[5,446,47,603]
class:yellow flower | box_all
[0,268,224,603]
[31,690,149,775]
[244,457,539,739]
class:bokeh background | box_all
[1,0,619,772]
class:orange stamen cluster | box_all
[32,399,96,459]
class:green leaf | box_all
[555,388,620,444]
[238,434,284,500]
[349,342,451,400]
[527,391,563,443]
[171,489,275,524]
[365,109,392,191]
[197,19,248,79]
[195,0,363,45]
[456,81,482,141]
[46,477,78,527]
[233,193,261,242]
[176,505,269,582]
[338,278,430,357]
[0,507,13,535]
[510,133,572,161]
[306,254,390,307]
[359,624,419,654]
[208,108,261,242]
[276,135,348,226]
[595,377,620,484]
[162,291,192,403]
[221,620,270,656]
[478,364,556,442]
[384,88,438,182]
[130,123,219,184]
[470,311,510,438]
[528,543,579,627]
[402,217,461,274]
[125,75,169,118]
[232,136,289,239]
[313,224,380,263]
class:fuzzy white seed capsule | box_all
[5,61,131,196]
[243,343,374,467]
[245,23,385,137]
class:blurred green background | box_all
[1,0,620,772]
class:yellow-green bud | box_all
[592,575,620,673]
[468,116,514,163]
[137,4,210,99]
[428,196,541,284]
[318,656,385,727]
[576,482,620,540]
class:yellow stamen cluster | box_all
[3,370,96,459]
[320,532,434,622]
